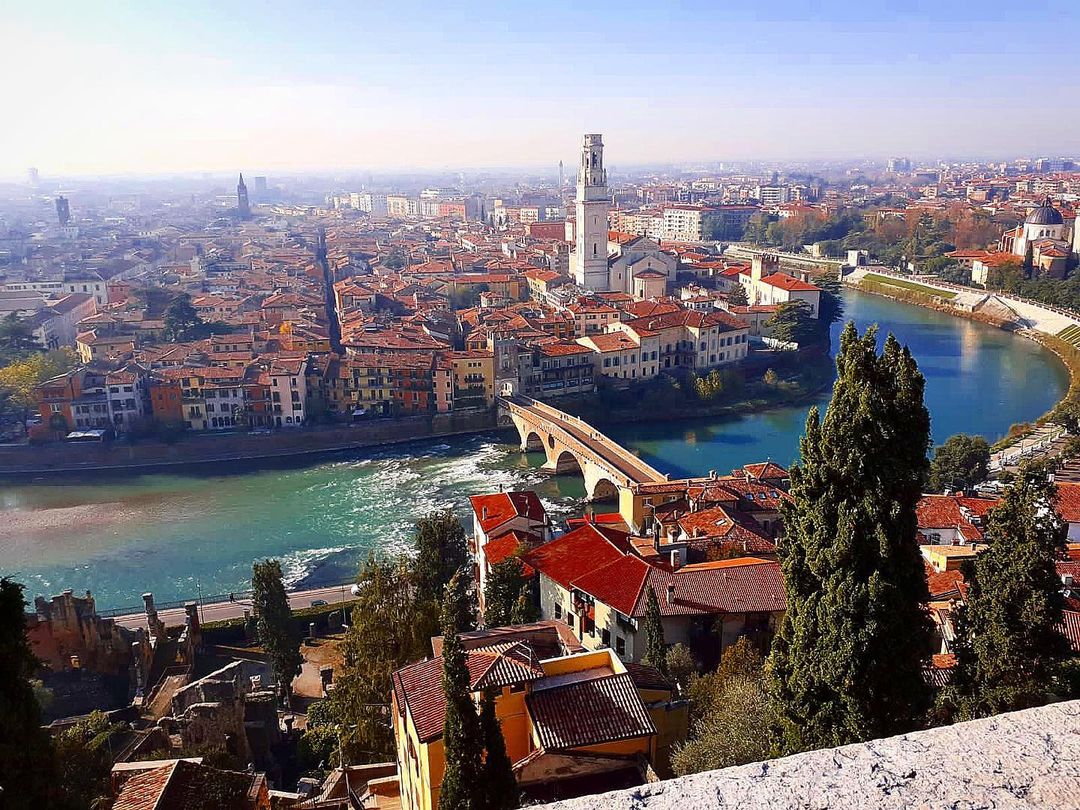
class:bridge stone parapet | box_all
[500,396,665,501]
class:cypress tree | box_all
[642,586,667,675]
[767,323,935,754]
[947,461,1069,719]
[484,557,528,627]
[479,687,519,810]
[414,510,473,642]
[252,559,304,705]
[0,578,59,810]
[439,570,483,810]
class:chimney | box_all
[670,548,682,570]
[481,506,488,521]
[666,581,676,604]
[1063,574,1074,588]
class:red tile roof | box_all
[522,524,631,591]
[393,642,545,744]
[1060,610,1080,653]
[924,561,965,600]
[113,760,260,810]
[635,558,786,617]
[482,531,539,575]
[572,554,653,616]
[759,272,821,292]
[470,491,546,534]
[526,672,656,750]
[1056,483,1080,523]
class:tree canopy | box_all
[252,559,303,704]
[928,433,991,493]
[438,570,484,810]
[0,577,58,810]
[943,462,1070,720]
[765,300,818,348]
[641,586,667,677]
[484,556,535,628]
[767,323,935,754]
[331,553,426,762]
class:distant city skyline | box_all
[3,0,1080,179]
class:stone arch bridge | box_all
[500,395,667,500]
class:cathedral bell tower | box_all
[237,173,251,220]
[572,134,611,290]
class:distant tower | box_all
[571,134,610,290]
[27,167,39,187]
[559,160,564,190]
[237,173,250,220]
[252,176,268,199]
[55,196,71,226]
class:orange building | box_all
[391,622,687,810]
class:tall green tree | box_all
[641,586,667,676]
[439,570,484,810]
[479,687,518,810]
[765,301,818,348]
[252,559,303,705]
[928,433,991,493]
[945,462,1070,719]
[163,294,203,341]
[331,553,424,762]
[0,577,58,810]
[816,276,846,330]
[415,510,471,600]
[509,588,539,626]
[0,312,38,365]
[767,323,935,754]
[484,557,533,628]
[414,510,473,640]
[727,284,748,307]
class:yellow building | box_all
[448,350,495,408]
[391,622,687,810]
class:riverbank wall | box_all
[843,267,1080,436]
[0,408,501,480]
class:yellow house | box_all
[390,622,687,810]
[448,350,495,408]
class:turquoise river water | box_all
[0,290,1069,610]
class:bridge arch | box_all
[522,430,544,453]
[590,477,619,502]
[554,450,584,476]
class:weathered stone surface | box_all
[542,700,1080,809]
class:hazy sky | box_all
[3,0,1079,178]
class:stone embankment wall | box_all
[542,699,1080,809]
[0,408,500,478]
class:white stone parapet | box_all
[541,699,1080,809]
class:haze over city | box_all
[6,3,1080,809]
[4,0,1080,178]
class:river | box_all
[0,290,1069,611]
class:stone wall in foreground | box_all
[542,700,1080,809]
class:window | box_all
[616,636,626,656]
[602,629,611,646]
[553,603,561,619]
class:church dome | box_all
[1025,198,1064,226]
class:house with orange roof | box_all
[524,515,786,668]
[391,622,685,810]
[738,254,822,316]
[470,491,552,610]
